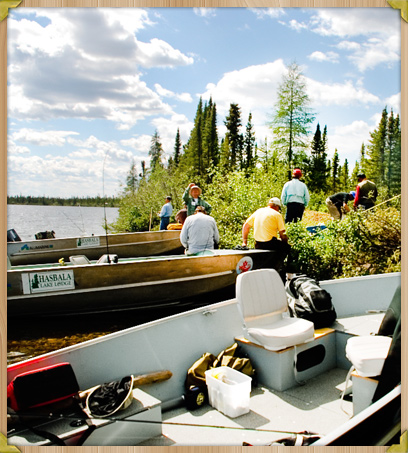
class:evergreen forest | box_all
[98,64,404,280]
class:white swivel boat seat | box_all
[345,335,392,377]
[236,269,315,351]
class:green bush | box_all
[287,207,401,280]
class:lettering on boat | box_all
[236,256,253,274]
[20,243,54,252]
[77,237,100,248]
[22,270,75,294]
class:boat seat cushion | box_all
[346,335,392,377]
[247,317,315,351]
[69,255,91,265]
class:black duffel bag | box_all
[285,274,337,329]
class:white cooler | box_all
[205,366,252,418]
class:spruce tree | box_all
[366,107,388,185]
[307,123,329,192]
[173,128,182,167]
[149,130,164,173]
[269,62,315,178]
[125,159,138,194]
[243,112,256,174]
[331,149,340,192]
[224,103,243,171]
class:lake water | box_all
[7,204,119,240]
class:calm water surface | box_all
[7,204,119,240]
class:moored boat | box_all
[7,230,184,266]
[6,271,401,446]
[7,249,280,317]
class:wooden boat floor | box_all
[140,367,352,446]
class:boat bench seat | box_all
[235,327,336,392]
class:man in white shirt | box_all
[180,206,219,255]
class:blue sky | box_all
[7,7,401,197]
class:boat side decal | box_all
[21,270,75,294]
[236,256,253,274]
[77,237,100,247]
[19,243,54,252]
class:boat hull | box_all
[7,249,281,317]
[7,230,183,265]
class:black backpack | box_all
[285,274,337,329]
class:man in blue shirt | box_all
[158,196,173,230]
[281,168,310,223]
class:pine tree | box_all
[224,103,243,171]
[306,123,329,192]
[149,130,164,173]
[202,98,219,174]
[331,149,340,192]
[386,110,401,196]
[125,159,138,194]
[184,98,204,173]
[243,112,256,174]
[366,107,388,185]
[269,62,315,177]
[173,128,182,167]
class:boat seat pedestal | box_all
[235,328,336,391]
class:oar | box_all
[77,369,172,403]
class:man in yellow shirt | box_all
[242,197,291,280]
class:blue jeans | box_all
[160,217,170,230]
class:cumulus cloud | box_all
[308,51,339,63]
[328,120,373,162]
[193,8,217,18]
[154,84,193,103]
[10,129,79,147]
[7,8,193,130]
[249,8,286,20]
[307,78,381,106]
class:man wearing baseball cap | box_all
[242,197,291,280]
[183,182,212,217]
[281,168,310,223]
[353,173,378,210]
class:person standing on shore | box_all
[183,183,212,217]
[158,196,173,230]
[353,173,378,210]
[326,191,355,220]
[281,168,310,223]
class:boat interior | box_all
[7,271,401,447]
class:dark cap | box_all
[357,173,366,179]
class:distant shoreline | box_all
[7,196,120,208]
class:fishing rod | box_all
[102,150,110,263]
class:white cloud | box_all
[309,8,399,38]
[307,78,381,106]
[328,120,373,163]
[10,129,79,147]
[308,51,339,63]
[202,60,287,115]
[249,8,286,20]
[154,83,193,103]
[193,8,217,18]
[7,9,193,129]
[384,93,401,114]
